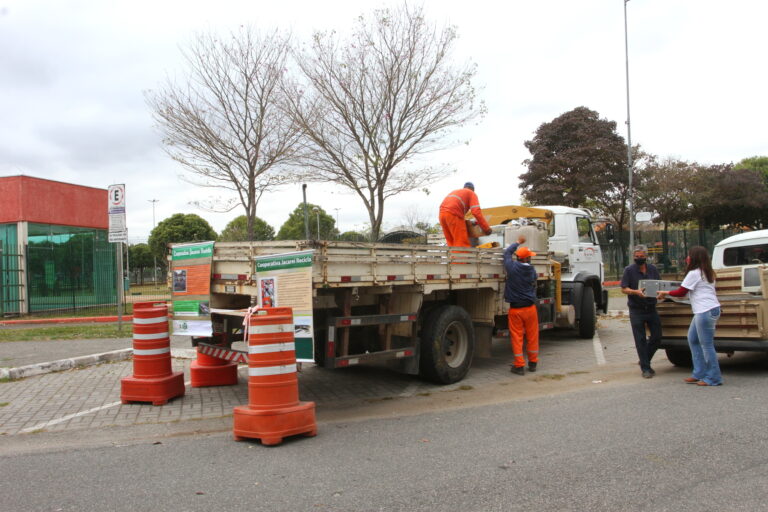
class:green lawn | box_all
[0,324,130,342]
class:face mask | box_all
[634,258,646,265]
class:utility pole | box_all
[624,0,635,262]
[148,199,159,285]
[333,208,340,239]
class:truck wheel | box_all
[665,348,693,367]
[577,286,596,339]
[419,305,475,384]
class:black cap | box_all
[464,182,474,191]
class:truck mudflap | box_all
[659,338,768,352]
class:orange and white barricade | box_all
[233,307,316,445]
[120,301,185,405]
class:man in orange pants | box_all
[439,182,492,247]
[503,236,539,375]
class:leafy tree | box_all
[146,28,301,241]
[286,3,484,240]
[520,107,631,239]
[521,107,627,205]
[635,157,695,271]
[686,164,768,243]
[734,156,768,179]
[219,215,275,242]
[338,231,368,242]
[128,243,154,285]
[275,204,339,240]
[148,213,217,262]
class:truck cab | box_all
[712,230,768,269]
[477,205,609,315]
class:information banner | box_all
[254,250,315,362]
[170,241,214,337]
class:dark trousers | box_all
[629,308,662,372]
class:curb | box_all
[0,348,199,381]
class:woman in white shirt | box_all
[657,246,722,386]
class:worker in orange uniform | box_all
[503,235,539,375]
[439,182,492,247]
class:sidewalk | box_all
[0,316,658,438]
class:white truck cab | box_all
[712,230,768,269]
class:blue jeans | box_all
[687,307,722,385]
[629,308,662,372]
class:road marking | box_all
[593,332,606,366]
[20,380,192,434]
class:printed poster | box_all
[254,250,315,362]
[170,241,214,336]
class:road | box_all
[1,326,767,511]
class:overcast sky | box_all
[1,0,765,241]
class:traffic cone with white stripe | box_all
[120,302,185,405]
[190,332,239,387]
[233,307,316,445]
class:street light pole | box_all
[148,199,159,285]
[624,0,635,261]
[333,208,340,239]
[313,206,321,240]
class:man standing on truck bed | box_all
[621,245,662,379]
[504,236,539,375]
[439,182,492,247]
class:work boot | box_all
[511,366,525,376]
[528,362,537,372]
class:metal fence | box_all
[601,227,742,280]
[0,241,170,318]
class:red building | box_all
[0,176,115,315]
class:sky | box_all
[1,0,766,241]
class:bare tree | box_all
[146,28,303,240]
[287,3,484,239]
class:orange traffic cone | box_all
[233,307,317,445]
[190,332,239,387]
[120,302,185,406]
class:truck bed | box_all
[209,240,553,295]
[658,266,768,344]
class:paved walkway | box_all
[0,316,652,437]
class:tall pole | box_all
[148,199,159,285]
[313,206,320,240]
[302,184,310,240]
[333,208,340,239]
[624,0,635,260]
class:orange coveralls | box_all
[508,305,539,368]
[438,188,491,247]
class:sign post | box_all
[108,184,128,332]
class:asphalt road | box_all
[2,352,767,512]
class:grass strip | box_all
[0,324,130,342]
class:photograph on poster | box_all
[173,269,187,292]
[260,277,276,307]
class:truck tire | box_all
[419,305,475,384]
[577,286,596,339]
[665,348,693,367]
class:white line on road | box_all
[593,332,607,366]
[20,380,193,434]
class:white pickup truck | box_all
[658,230,768,365]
